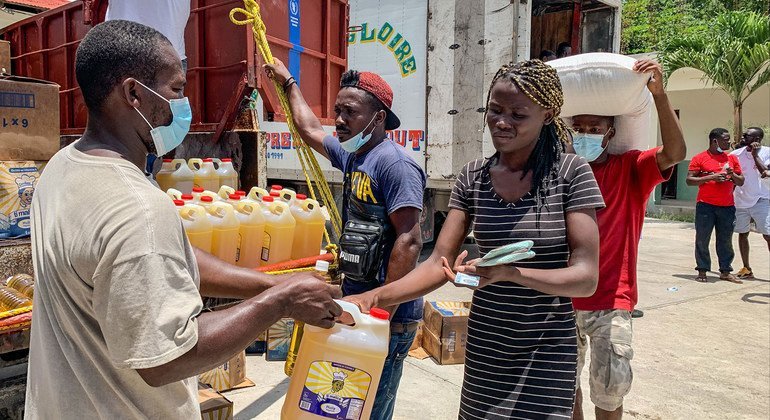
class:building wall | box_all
[652,68,770,203]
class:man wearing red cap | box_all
[265,60,426,419]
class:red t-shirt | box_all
[687,150,742,206]
[572,148,672,312]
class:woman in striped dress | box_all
[344,60,605,419]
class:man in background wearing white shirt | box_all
[731,127,770,280]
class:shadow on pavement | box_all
[742,293,770,305]
[234,377,290,419]
[671,273,770,284]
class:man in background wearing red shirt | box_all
[570,60,686,420]
[686,128,745,283]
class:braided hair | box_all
[482,59,569,208]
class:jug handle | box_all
[335,299,365,326]
[248,187,268,201]
[281,191,295,202]
[188,158,203,171]
[302,199,317,212]
[269,201,289,215]
[218,185,235,199]
[207,201,230,217]
[236,201,256,214]
[211,158,222,169]
[171,158,187,170]
[166,188,183,200]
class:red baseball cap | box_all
[341,71,401,130]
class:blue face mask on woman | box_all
[133,80,192,156]
[572,129,611,162]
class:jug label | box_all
[299,361,371,419]
[261,232,271,261]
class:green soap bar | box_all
[477,250,536,267]
[481,240,534,262]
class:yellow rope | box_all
[230,1,343,246]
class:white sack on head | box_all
[549,53,653,155]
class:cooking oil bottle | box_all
[5,274,34,299]
[284,260,329,377]
[167,188,183,201]
[281,301,390,420]
[290,194,326,260]
[207,201,241,264]
[169,158,195,193]
[189,158,219,191]
[216,158,239,189]
[259,196,295,266]
[155,159,175,192]
[278,188,297,206]
[218,185,236,201]
[234,200,266,268]
[177,200,213,253]
[247,187,270,202]
[0,286,32,311]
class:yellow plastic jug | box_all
[226,193,242,207]
[290,194,326,260]
[279,188,297,206]
[218,185,236,201]
[5,274,34,299]
[259,196,295,266]
[207,202,241,265]
[167,188,183,201]
[198,195,216,213]
[215,158,239,189]
[191,187,218,204]
[247,187,270,202]
[177,201,213,254]
[235,200,266,268]
[281,301,390,420]
[170,158,195,193]
[0,286,32,311]
[155,159,176,192]
[189,158,220,191]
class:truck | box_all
[1,0,621,242]
[263,0,622,240]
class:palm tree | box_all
[661,10,770,142]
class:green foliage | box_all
[659,10,770,138]
[621,0,769,54]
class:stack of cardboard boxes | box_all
[0,40,59,239]
[421,301,471,365]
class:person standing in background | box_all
[686,128,745,283]
[557,41,573,58]
[730,127,770,279]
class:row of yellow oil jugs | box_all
[168,184,326,268]
[0,274,34,311]
[156,157,238,193]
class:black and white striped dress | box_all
[450,154,604,419]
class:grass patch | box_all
[647,211,696,223]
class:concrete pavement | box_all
[226,220,770,419]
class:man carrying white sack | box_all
[568,60,686,420]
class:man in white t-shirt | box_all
[25,20,342,419]
[731,127,770,280]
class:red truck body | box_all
[0,0,348,137]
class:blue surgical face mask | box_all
[573,130,610,162]
[340,114,378,153]
[133,80,192,156]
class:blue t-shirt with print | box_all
[323,135,425,323]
